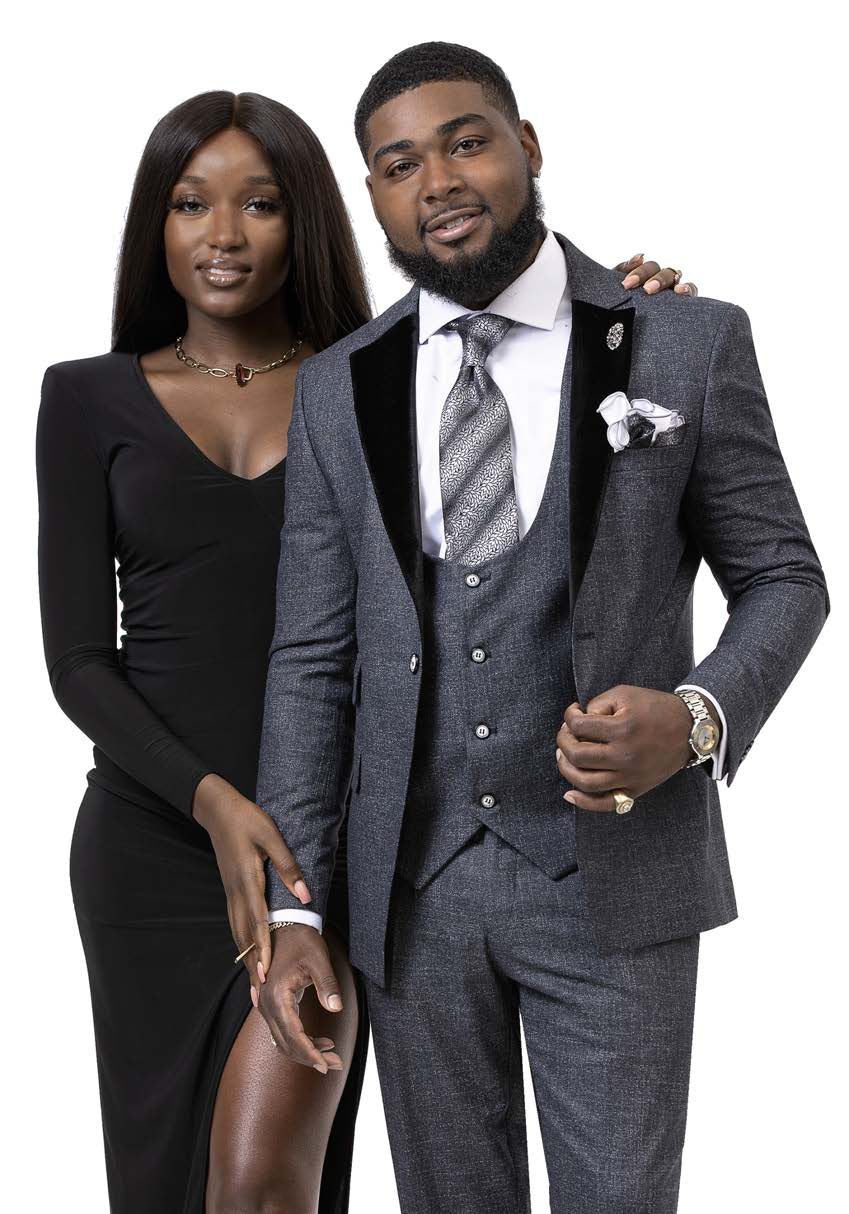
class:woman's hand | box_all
[191,773,312,996]
[615,253,698,296]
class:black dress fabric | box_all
[36,352,366,1213]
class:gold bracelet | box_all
[233,920,297,964]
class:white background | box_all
[3,1,846,1209]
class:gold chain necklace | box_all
[174,334,303,388]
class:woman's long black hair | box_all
[112,91,372,354]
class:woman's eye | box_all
[170,196,206,214]
[244,197,281,214]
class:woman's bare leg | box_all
[205,926,360,1214]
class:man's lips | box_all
[424,207,485,244]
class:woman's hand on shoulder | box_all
[615,253,698,296]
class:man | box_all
[255,42,829,1212]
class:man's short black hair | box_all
[355,42,520,163]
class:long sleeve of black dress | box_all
[37,365,213,816]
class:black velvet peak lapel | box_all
[568,299,634,608]
[350,312,424,626]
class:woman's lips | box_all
[198,265,251,288]
[426,209,485,245]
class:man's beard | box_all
[384,172,546,309]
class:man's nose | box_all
[419,155,466,205]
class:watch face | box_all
[694,720,719,755]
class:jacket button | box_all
[475,723,491,739]
[479,793,497,810]
[465,572,481,588]
[470,646,487,663]
[409,654,419,673]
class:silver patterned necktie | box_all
[439,313,518,564]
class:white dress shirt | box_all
[269,231,727,933]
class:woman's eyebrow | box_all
[172,174,279,186]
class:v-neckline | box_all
[131,353,287,485]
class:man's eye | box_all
[455,138,485,153]
[388,161,416,177]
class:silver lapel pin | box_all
[606,322,624,351]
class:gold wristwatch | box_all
[674,689,720,767]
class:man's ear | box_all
[365,174,379,222]
[518,118,543,177]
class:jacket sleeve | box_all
[680,305,829,784]
[257,364,357,921]
[36,366,213,815]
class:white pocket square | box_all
[597,391,686,452]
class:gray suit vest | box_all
[396,368,579,887]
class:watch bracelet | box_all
[675,689,716,768]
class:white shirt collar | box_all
[417,228,568,344]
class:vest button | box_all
[409,654,419,673]
[475,723,491,739]
[465,572,481,588]
[479,794,497,810]
[470,647,487,664]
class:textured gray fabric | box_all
[256,234,829,989]
[366,826,699,1213]
[396,353,577,888]
[440,313,519,563]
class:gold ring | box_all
[612,790,635,815]
[670,268,683,286]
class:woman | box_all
[36,89,691,1213]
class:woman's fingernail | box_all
[556,748,563,761]
[257,962,266,984]
[294,880,311,903]
[564,792,578,804]
[250,985,258,1007]
[314,1062,328,1074]
[644,280,660,294]
[621,273,639,287]
[328,994,343,1011]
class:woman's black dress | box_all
[36,352,367,1213]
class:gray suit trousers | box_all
[363,826,700,1214]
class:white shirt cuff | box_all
[268,908,323,934]
[675,684,729,781]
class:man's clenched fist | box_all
[555,685,721,812]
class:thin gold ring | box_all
[612,790,635,815]
[670,268,683,286]
[234,919,297,964]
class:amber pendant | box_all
[234,363,254,387]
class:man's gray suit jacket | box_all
[256,234,829,989]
